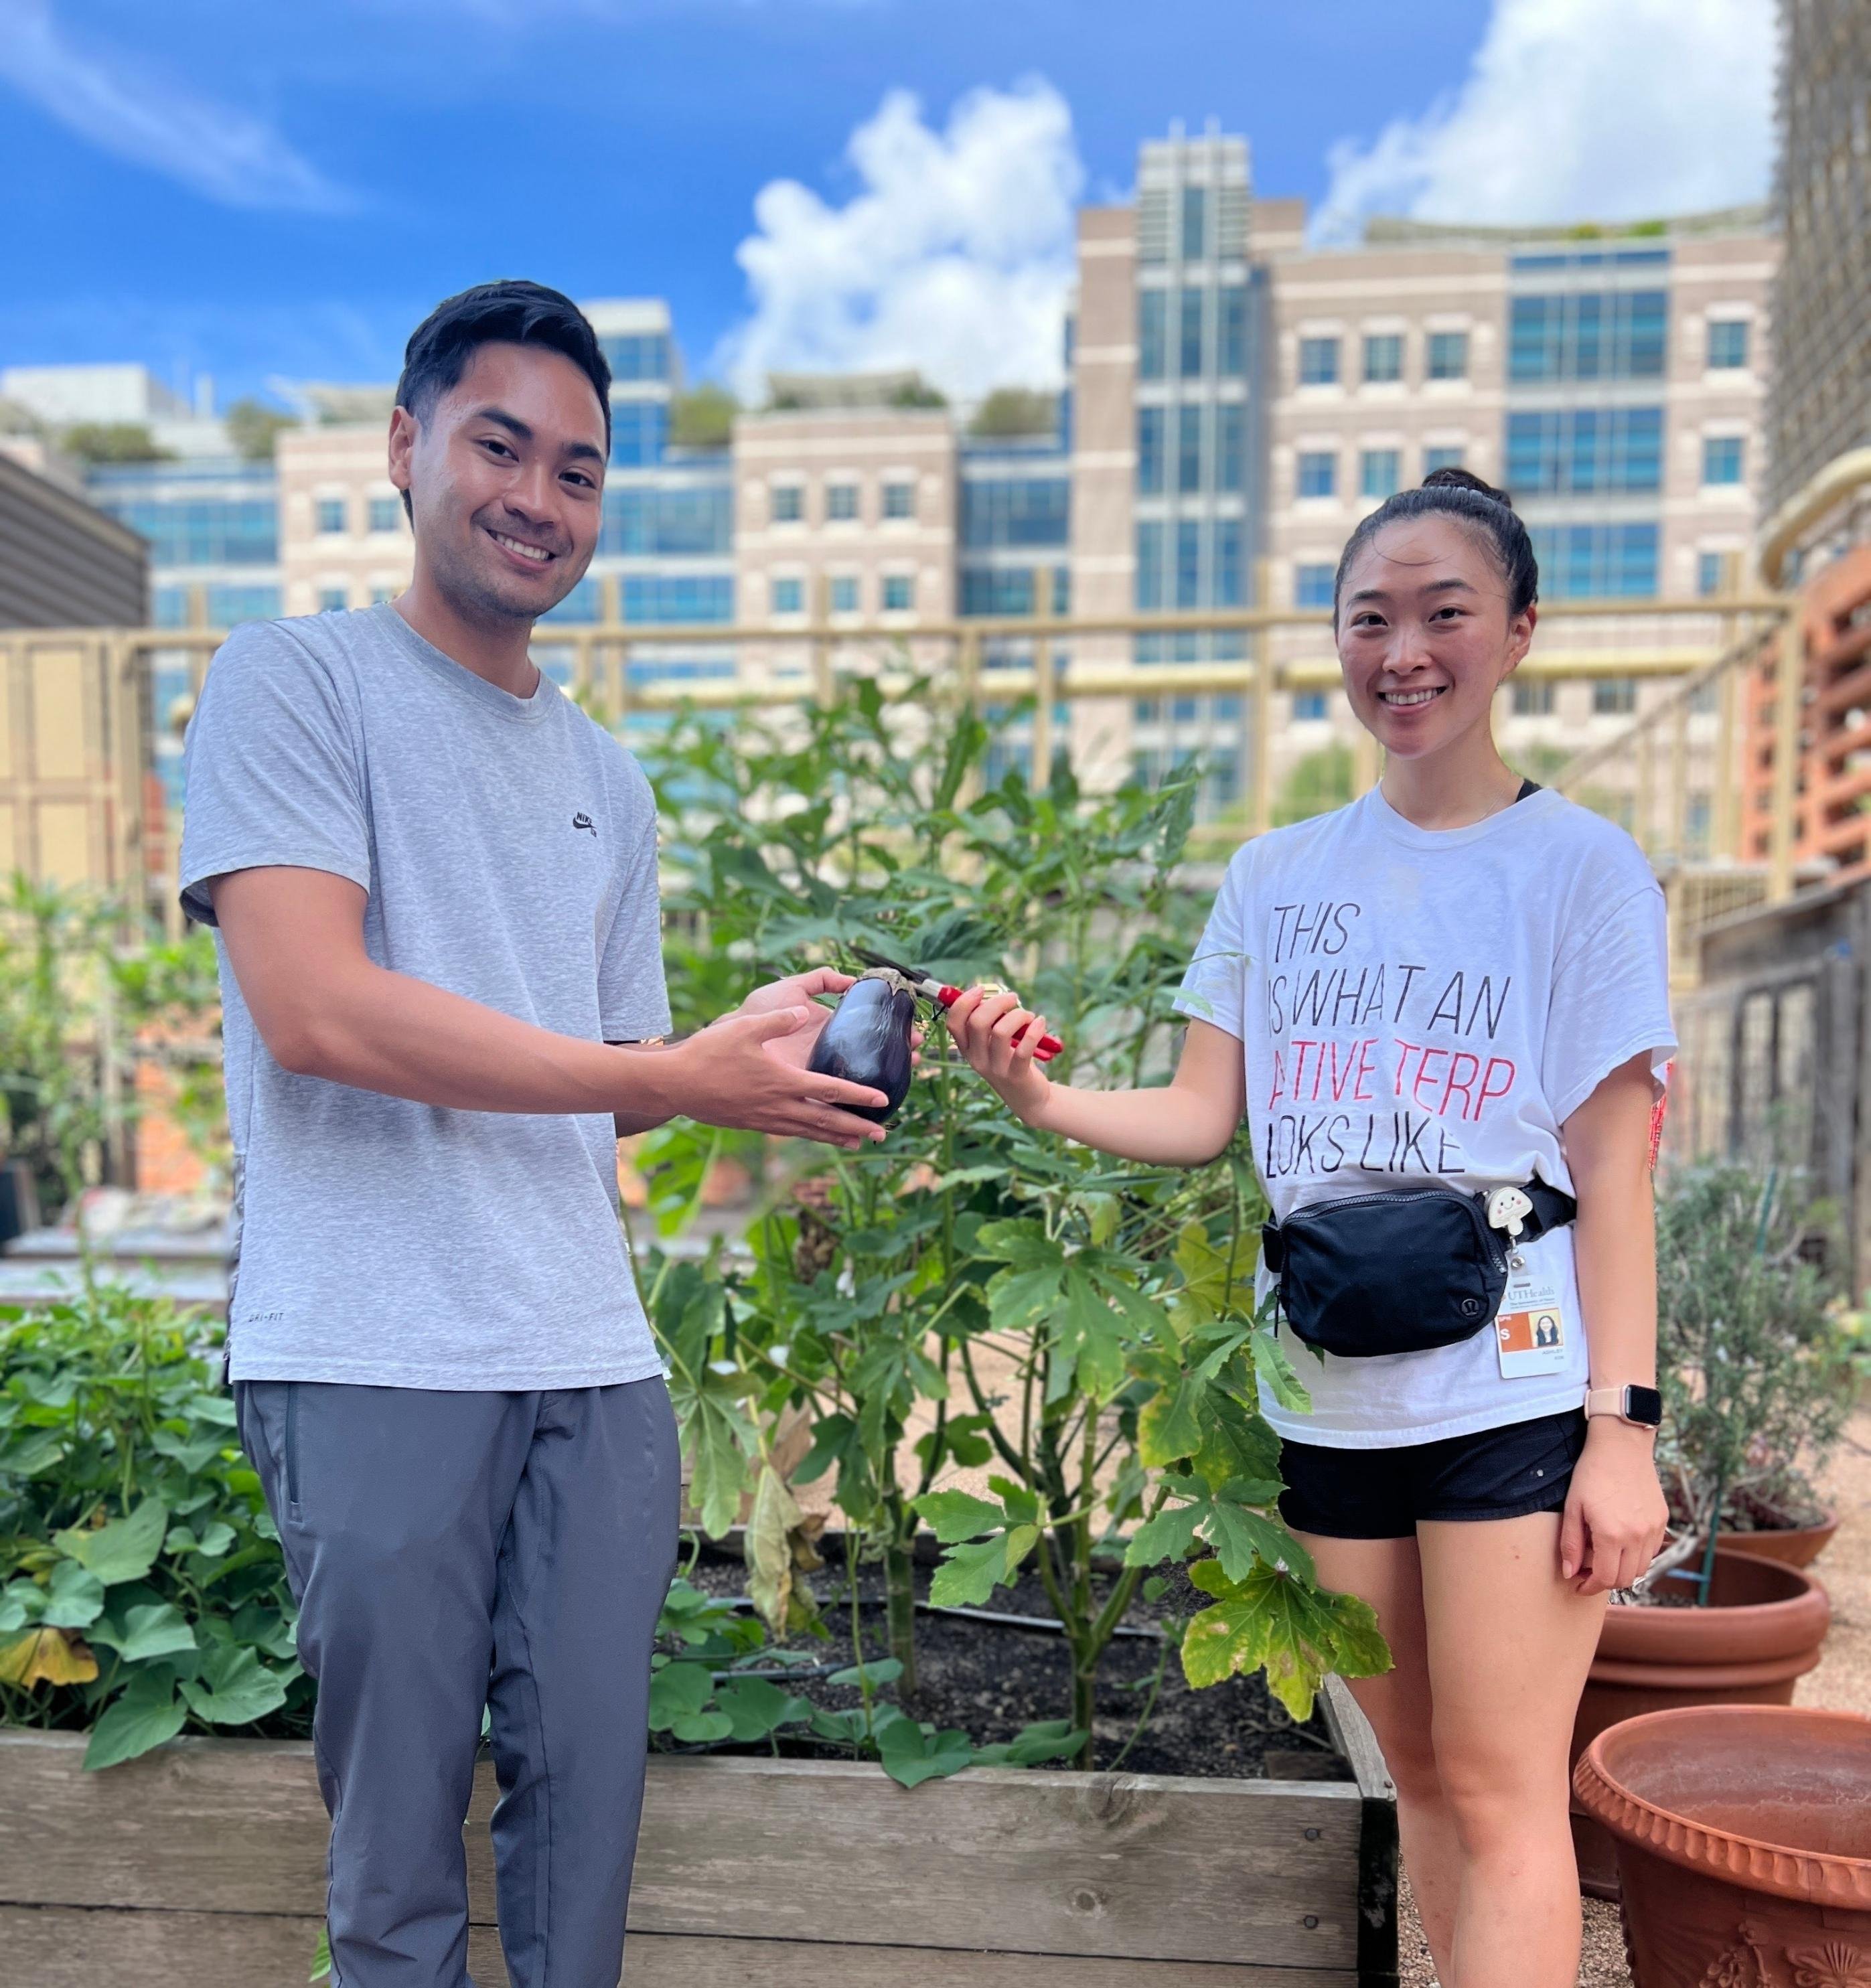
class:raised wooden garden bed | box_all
[0,1679,1395,1986]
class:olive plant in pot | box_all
[1570,1161,1852,1897]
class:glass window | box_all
[1214,520,1244,607]
[1708,319,1750,369]
[1528,523,1659,599]
[1294,562,1335,609]
[1292,691,1329,721]
[370,587,396,607]
[1179,289,1205,378]
[315,498,346,535]
[1298,336,1340,386]
[1219,286,1247,376]
[1424,445,1465,475]
[1135,521,1165,610]
[621,575,732,623]
[1216,403,1245,493]
[959,475,1070,547]
[1509,289,1668,382]
[1361,449,1401,499]
[1505,406,1663,496]
[1427,331,1469,380]
[830,575,859,613]
[882,573,913,612]
[599,483,733,557]
[962,568,1034,615]
[153,585,189,627]
[317,587,348,613]
[1363,334,1403,384]
[770,576,804,615]
[608,400,666,467]
[599,333,670,382]
[1181,185,1207,260]
[540,577,600,624]
[1593,678,1637,716]
[1512,680,1556,716]
[883,479,915,520]
[770,483,803,523]
[206,584,281,625]
[1698,550,1732,597]
[98,496,279,566]
[1177,406,1204,493]
[1136,408,1165,495]
[1298,451,1337,499]
[826,481,858,522]
[1175,520,1202,608]
[1138,290,1167,380]
[1704,436,1745,485]
[367,497,400,534]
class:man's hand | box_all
[733,968,855,1074]
[654,1006,891,1148]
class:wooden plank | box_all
[468,1756,1365,1971]
[3,1731,1365,1970]
[1319,1679,1400,1988]
[469,1927,1355,1986]
[0,1904,323,1988]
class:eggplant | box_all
[808,969,918,1123]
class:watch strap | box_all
[1585,1385,1657,1426]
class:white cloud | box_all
[1316,0,1774,243]
[715,80,1083,403]
[0,0,352,213]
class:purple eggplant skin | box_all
[807,974,917,1124]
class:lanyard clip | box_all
[1486,1186,1533,1242]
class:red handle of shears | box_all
[931,984,1063,1063]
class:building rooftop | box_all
[1361,204,1773,250]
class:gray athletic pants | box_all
[235,1377,680,1988]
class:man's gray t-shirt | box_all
[178,604,672,1391]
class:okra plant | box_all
[638,684,1389,1753]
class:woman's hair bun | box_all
[1420,464,1515,512]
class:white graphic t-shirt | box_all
[1173,785,1675,1450]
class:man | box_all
[179,280,891,1987]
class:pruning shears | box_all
[852,947,1063,1063]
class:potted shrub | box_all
[1570,1162,1851,1896]
[1572,1704,1871,1983]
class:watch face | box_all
[1625,1385,1664,1428]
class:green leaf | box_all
[1004,1718,1088,1766]
[1204,1501,1312,1587]
[670,1710,736,1744]
[828,1657,903,1689]
[193,1521,236,1559]
[913,1490,1003,1543]
[1134,1351,1204,1468]
[877,1717,974,1788]
[1051,1267,1128,1403]
[55,1497,168,1586]
[178,1644,289,1726]
[1250,1328,1313,1415]
[311,1925,331,1981]
[1181,1560,1390,1720]
[42,1558,106,1629]
[648,1662,714,1730]
[927,1537,1010,1608]
[1189,1387,1283,1494]
[986,1474,1039,1526]
[1122,1501,1203,1567]
[714,1677,808,1742]
[84,1671,188,1770]
[92,1602,198,1664]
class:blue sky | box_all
[0,0,1773,408]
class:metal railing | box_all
[0,588,1789,932]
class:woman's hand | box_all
[944,986,1053,1122]
[1559,1420,1669,1595]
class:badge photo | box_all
[1495,1277,1570,1379]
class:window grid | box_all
[1219,287,1247,377]
[1135,521,1165,611]
[1175,520,1201,609]
[1707,320,1750,369]
[826,483,858,522]
[1298,451,1337,500]
[1363,335,1403,384]
[1139,291,1167,381]
[882,573,913,612]
[1424,446,1466,476]
[1529,523,1659,599]
[1427,331,1469,381]
[1361,449,1402,500]
[1216,404,1245,493]
[1509,289,1668,382]
[1179,289,1205,378]
[1137,408,1165,496]
[882,479,915,520]
[1294,563,1335,609]
[1298,336,1340,386]
[770,483,804,524]
[1505,406,1663,496]
[1703,436,1746,485]
[770,576,804,615]
[1178,406,1204,493]
[367,497,400,534]
[830,575,859,613]
[315,499,346,536]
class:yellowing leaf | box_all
[746,1464,820,1636]
[0,1625,99,1687]
[1181,1559,1390,1721]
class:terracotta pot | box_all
[1573,1705,1871,1987]
[1714,1506,1840,1570]
[1570,1551,1832,1900]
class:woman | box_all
[946,467,1673,1987]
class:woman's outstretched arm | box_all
[944,988,1244,1167]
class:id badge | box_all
[1495,1269,1569,1379]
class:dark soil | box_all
[674,1541,1349,1782]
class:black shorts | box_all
[1278,1409,1587,1539]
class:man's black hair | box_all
[1332,465,1540,626]
[395,281,611,519]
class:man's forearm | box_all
[287,958,686,1118]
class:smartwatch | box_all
[1585,1384,1663,1430]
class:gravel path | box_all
[1397,1408,1871,1986]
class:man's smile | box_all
[488,527,556,568]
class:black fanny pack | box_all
[1260,1179,1578,1359]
